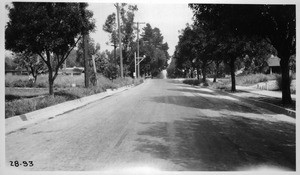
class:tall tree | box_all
[5,2,95,95]
[139,24,169,77]
[95,50,119,80]
[103,13,118,60]
[189,4,295,104]
[103,4,138,77]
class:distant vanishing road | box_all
[6,79,295,171]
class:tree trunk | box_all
[196,67,200,80]
[230,57,236,92]
[48,68,54,95]
[190,68,194,78]
[213,62,220,83]
[33,74,37,83]
[185,69,188,78]
[202,66,206,82]
[45,51,54,95]
[280,57,292,105]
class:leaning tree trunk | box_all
[280,57,292,105]
[230,57,236,92]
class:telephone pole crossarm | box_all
[134,22,146,78]
[137,56,146,65]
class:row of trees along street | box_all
[102,4,169,78]
[167,4,295,105]
[5,3,169,95]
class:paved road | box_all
[6,79,295,171]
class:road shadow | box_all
[230,90,296,111]
[167,80,296,111]
[135,115,295,171]
[167,88,216,96]
[150,94,270,115]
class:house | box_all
[60,67,84,76]
[267,55,281,74]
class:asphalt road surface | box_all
[6,79,295,171]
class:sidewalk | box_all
[200,78,296,118]
[227,85,296,118]
[6,85,135,134]
[236,85,296,101]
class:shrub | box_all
[5,81,12,87]
[36,95,67,109]
[13,80,28,87]
[5,99,36,118]
[275,74,294,92]
[210,81,231,90]
[183,79,203,86]
[35,82,48,88]
[235,73,277,85]
[134,78,144,85]
[291,73,296,80]
[25,80,35,87]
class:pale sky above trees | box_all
[87,3,193,56]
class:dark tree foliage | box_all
[95,50,119,80]
[189,4,295,104]
[139,24,169,77]
[173,25,197,78]
[6,2,95,95]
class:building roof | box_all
[267,55,280,67]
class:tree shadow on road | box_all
[167,88,216,96]
[134,114,295,171]
[150,94,270,115]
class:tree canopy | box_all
[139,23,169,77]
[6,2,95,95]
[189,4,295,104]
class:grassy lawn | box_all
[182,73,296,94]
[5,74,144,118]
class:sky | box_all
[87,3,194,56]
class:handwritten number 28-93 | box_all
[10,161,34,167]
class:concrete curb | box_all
[5,85,135,134]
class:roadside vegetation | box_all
[182,73,296,94]
[5,74,143,118]
[168,4,295,105]
[5,2,168,119]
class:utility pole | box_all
[134,22,145,78]
[134,51,146,79]
[134,52,137,79]
[80,3,89,88]
[112,41,117,61]
[83,34,90,88]
[115,3,123,78]
[91,55,97,86]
